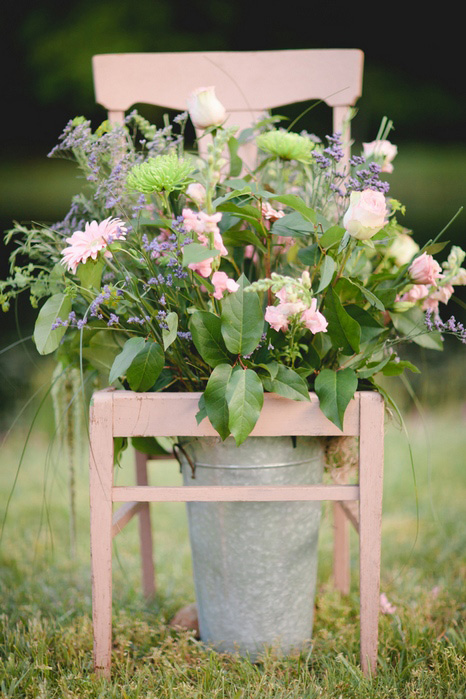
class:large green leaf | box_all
[77,258,104,291]
[81,330,122,376]
[261,363,310,401]
[189,311,233,367]
[126,342,165,391]
[314,368,358,431]
[345,304,386,343]
[109,336,146,384]
[203,363,234,440]
[324,287,361,355]
[226,368,264,445]
[270,194,316,222]
[270,211,315,238]
[182,243,220,267]
[390,307,443,350]
[33,293,72,355]
[220,276,264,356]
[162,312,178,350]
[315,255,336,293]
[319,225,345,250]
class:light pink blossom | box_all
[380,593,397,615]
[264,304,291,332]
[363,139,398,173]
[188,257,214,278]
[61,217,127,273]
[408,252,443,285]
[343,190,387,240]
[427,283,454,305]
[301,299,328,334]
[186,182,206,207]
[262,201,285,223]
[211,271,240,299]
[399,284,430,303]
[182,208,205,235]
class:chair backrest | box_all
[92,49,364,168]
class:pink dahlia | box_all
[61,217,127,273]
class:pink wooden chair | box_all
[89,50,384,679]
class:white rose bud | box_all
[343,190,387,241]
[186,86,227,130]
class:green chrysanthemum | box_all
[256,130,314,164]
[127,152,196,194]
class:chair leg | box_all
[135,451,156,599]
[333,502,351,594]
[89,392,114,679]
[358,392,384,676]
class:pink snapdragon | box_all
[262,201,285,224]
[264,304,292,332]
[211,271,240,299]
[61,217,127,274]
[399,284,430,303]
[265,288,327,335]
[408,252,443,285]
[188,257,214,278]
[182,208,205,235]
[301,298,328,334]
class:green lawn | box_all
[0,398,464,698]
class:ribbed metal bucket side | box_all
[177,435,325,659]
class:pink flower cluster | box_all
[265,287,328,334]
[400,252,454,314]
[183,208,239,299]
[61,217,127,274]
[182,208,227,278]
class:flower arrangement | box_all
[2,89,465,446]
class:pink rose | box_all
[343,190,387,240]
[301,299,328,334]
[211,271,240,299]
[186,86,227,129]
[363,140,398,173]
[408,253,443,285]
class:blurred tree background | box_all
[1,0,465,423]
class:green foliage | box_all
[2,104,465,442]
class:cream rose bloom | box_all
[343,190,387,241]
[389,233,419,266]
[186,86,227,129]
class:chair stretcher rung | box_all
[112,501,145,537]
[112,484,360,503]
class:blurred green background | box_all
[1,1,465,426]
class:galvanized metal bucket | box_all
[176,435,325,660]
